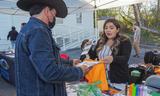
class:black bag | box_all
[144,51,160,65]
[152,53,160,65]
[144,51,154,64]
[147,67,156,77]
[129,68,145,84]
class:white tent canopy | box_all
[0,0,156,16]
[0,0,156,41]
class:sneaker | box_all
[133,54,139,57]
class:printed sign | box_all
[0,59,9,70]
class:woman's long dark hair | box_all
[97,18,129,55]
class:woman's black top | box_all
[88,37,132,83]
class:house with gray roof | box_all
[98,16,113,32]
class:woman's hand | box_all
[102,56,113,64]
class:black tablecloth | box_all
[0,52,15,86]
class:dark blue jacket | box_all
[15,17,83,96]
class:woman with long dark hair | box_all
[88,18,131,83]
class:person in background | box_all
[88,18,132,84]
[7,26,18,49]
[80,39,90,61]
[21,22,26,29]
[133,23,141,57]
[80,39,90,82]
[15,0,92,95]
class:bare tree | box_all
[132,4,139,26]
[156,0,159,24]
[135,4,160,33]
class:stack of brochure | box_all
[76,61,104,67]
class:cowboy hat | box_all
[17,0,68,18]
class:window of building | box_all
[76,13,82,24]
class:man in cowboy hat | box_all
[15,0,92,96]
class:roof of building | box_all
[98,16,113,20]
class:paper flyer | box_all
[76,61,104,67]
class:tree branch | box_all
[135,4,160,33]
[119,12,133,26]
[132,4,139,26]
[121,11,135,21]
[156,0,159,23]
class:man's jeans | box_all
[10,40,16,49]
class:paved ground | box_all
[0,45,159,96]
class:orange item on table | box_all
[85,59,108,92]
[154,67,160,75]
[108,87,120,94]
[129,85,133,96]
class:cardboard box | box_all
[154,65,160,68]
[138,62,153,71]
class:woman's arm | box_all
[112,38,132,64]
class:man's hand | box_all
[134,38,137,43]
[102,56,113,64]
[73,59,81,67]
[7,39,9,41]
[79,65,92,76]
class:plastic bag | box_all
[85,59,108,92]
[76,81,103,96]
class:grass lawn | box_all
[123,33,160,47]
